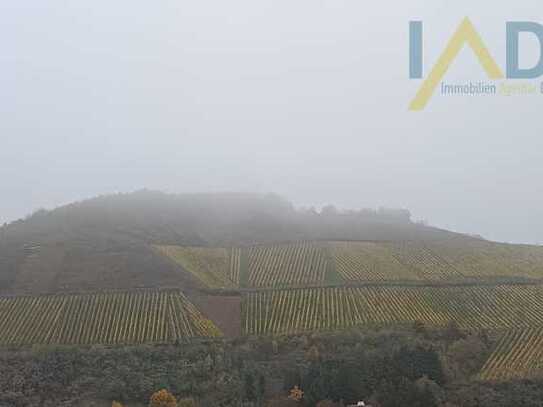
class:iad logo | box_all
[409,18,543,110]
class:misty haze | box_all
[3,1,543,244]
[2,1,543,407]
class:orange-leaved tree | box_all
[288,385,304,402]
[112,402,124,407]
[149,389,177,407]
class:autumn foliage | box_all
[149,389,177,407]
[289,385,304,402]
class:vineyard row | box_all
[243,285,543,335]
[247,242,327,287]
[479,328,543,381]
[0,290,221,347]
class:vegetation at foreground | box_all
[0,325,510,407]
[3,325,543,407]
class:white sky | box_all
[1,0,542,243]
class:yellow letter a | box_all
[409,17,504,111]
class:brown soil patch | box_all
[190,293,242,338]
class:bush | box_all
[149,389,177,407]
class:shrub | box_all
[149,389,177,407]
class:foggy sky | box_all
[2,1,542,244]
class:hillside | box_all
[0,190,461,295]
[157,240,543,289]
[4,191,543,381]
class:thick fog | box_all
[1,0,542,244]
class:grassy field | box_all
[243,284,543,336]
[0,290,221,346]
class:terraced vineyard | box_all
[384,241,465,281]
[229,248,242,286]
[426,239,543,281]
[156,240,543,289]
[479,328,543,381]
[155,246,239,288]
[243,285,543,336]
[330,241,419,282]
[0,290,221,346]
[247,242,328,287]
[75,240,543,355]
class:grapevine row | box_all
[386,242,465,282]
[330,241,418,282]
[247,242,327,287]
[479,328,543,381]
[157,241,543,288]
[243,285,543,336]
[229,248,241,286]
[0,290,221,346]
